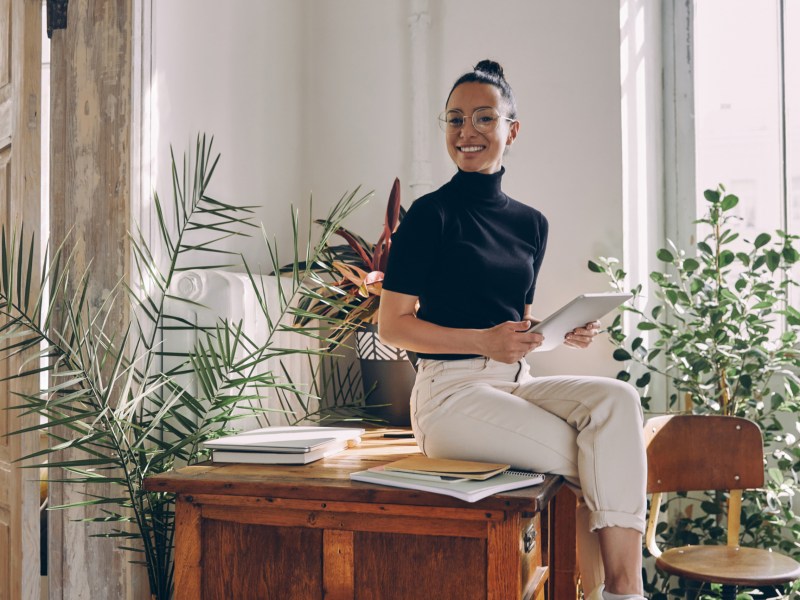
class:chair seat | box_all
[657,545,800,586]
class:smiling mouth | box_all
[457,145,485,153]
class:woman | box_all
[378,60,647,600]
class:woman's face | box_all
[444,82,519,175]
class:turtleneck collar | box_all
[448,167,507,205]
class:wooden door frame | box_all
[47,0,137,598]
[2,0,42,599]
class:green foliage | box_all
[2,135,373,599]
[285,178,405,344]
[590,185,800,599]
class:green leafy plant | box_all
[292,177,404,342]
[589,185,800,599]
[2,135,372,599]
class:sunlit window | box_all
[693,0,799,301]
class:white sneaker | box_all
[598,586,647,600]
[586,584,605,600]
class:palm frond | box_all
[1,134,377,600]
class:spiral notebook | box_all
[349,465,545,502]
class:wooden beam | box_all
[3,1,42,599]
[48,0,135,597]
[173,498,202,600]
[549,486,578,599]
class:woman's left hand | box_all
[564,321,601,349]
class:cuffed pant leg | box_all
[577,499,605,594]
[418,381,609,590]
[513,373,647,534]
[410,359,646,590]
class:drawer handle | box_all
[523,524,537,553]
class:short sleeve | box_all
[382,198,443,297]
[525,213,549,303]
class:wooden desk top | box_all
[144,431,563,513]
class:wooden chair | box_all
[644,414,800,600]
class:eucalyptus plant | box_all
[589,186,800,599]
[1,135,372,599]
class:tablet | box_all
[528,292,633,352]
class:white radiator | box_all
[163,269,318,428]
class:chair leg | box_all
[683,579,701,600]
[720,584,737,600]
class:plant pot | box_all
[355,324,415,426]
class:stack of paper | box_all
[350,456,545,502]
[203,426,365,465]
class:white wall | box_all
[150,0,306,274]
[148,0,624,377]
[305,0,410,243]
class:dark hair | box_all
[446,59,517,119]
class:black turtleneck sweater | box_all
[382,168,549,360]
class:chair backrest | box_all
[645,414,764,494]
[644,414,764,554]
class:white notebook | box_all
[350,466,545,503]
[203,426,365,452]
[212,438,350,465]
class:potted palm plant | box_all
[293,178,415,426]
[1,135,373,599]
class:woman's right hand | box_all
[481,321,544,363]
[379,291,544,360]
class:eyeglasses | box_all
[438,107,515,133]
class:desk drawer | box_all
[180,494,546,600]
[520,514,546,600]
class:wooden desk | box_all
[145,432,576,600]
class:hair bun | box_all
[474,59,505,79]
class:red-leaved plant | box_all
[295,178,404,342]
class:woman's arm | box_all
[378,290,542,363]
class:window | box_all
[656,1,800,308]
[692,1,799,282]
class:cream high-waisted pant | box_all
[410,356,647,592]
